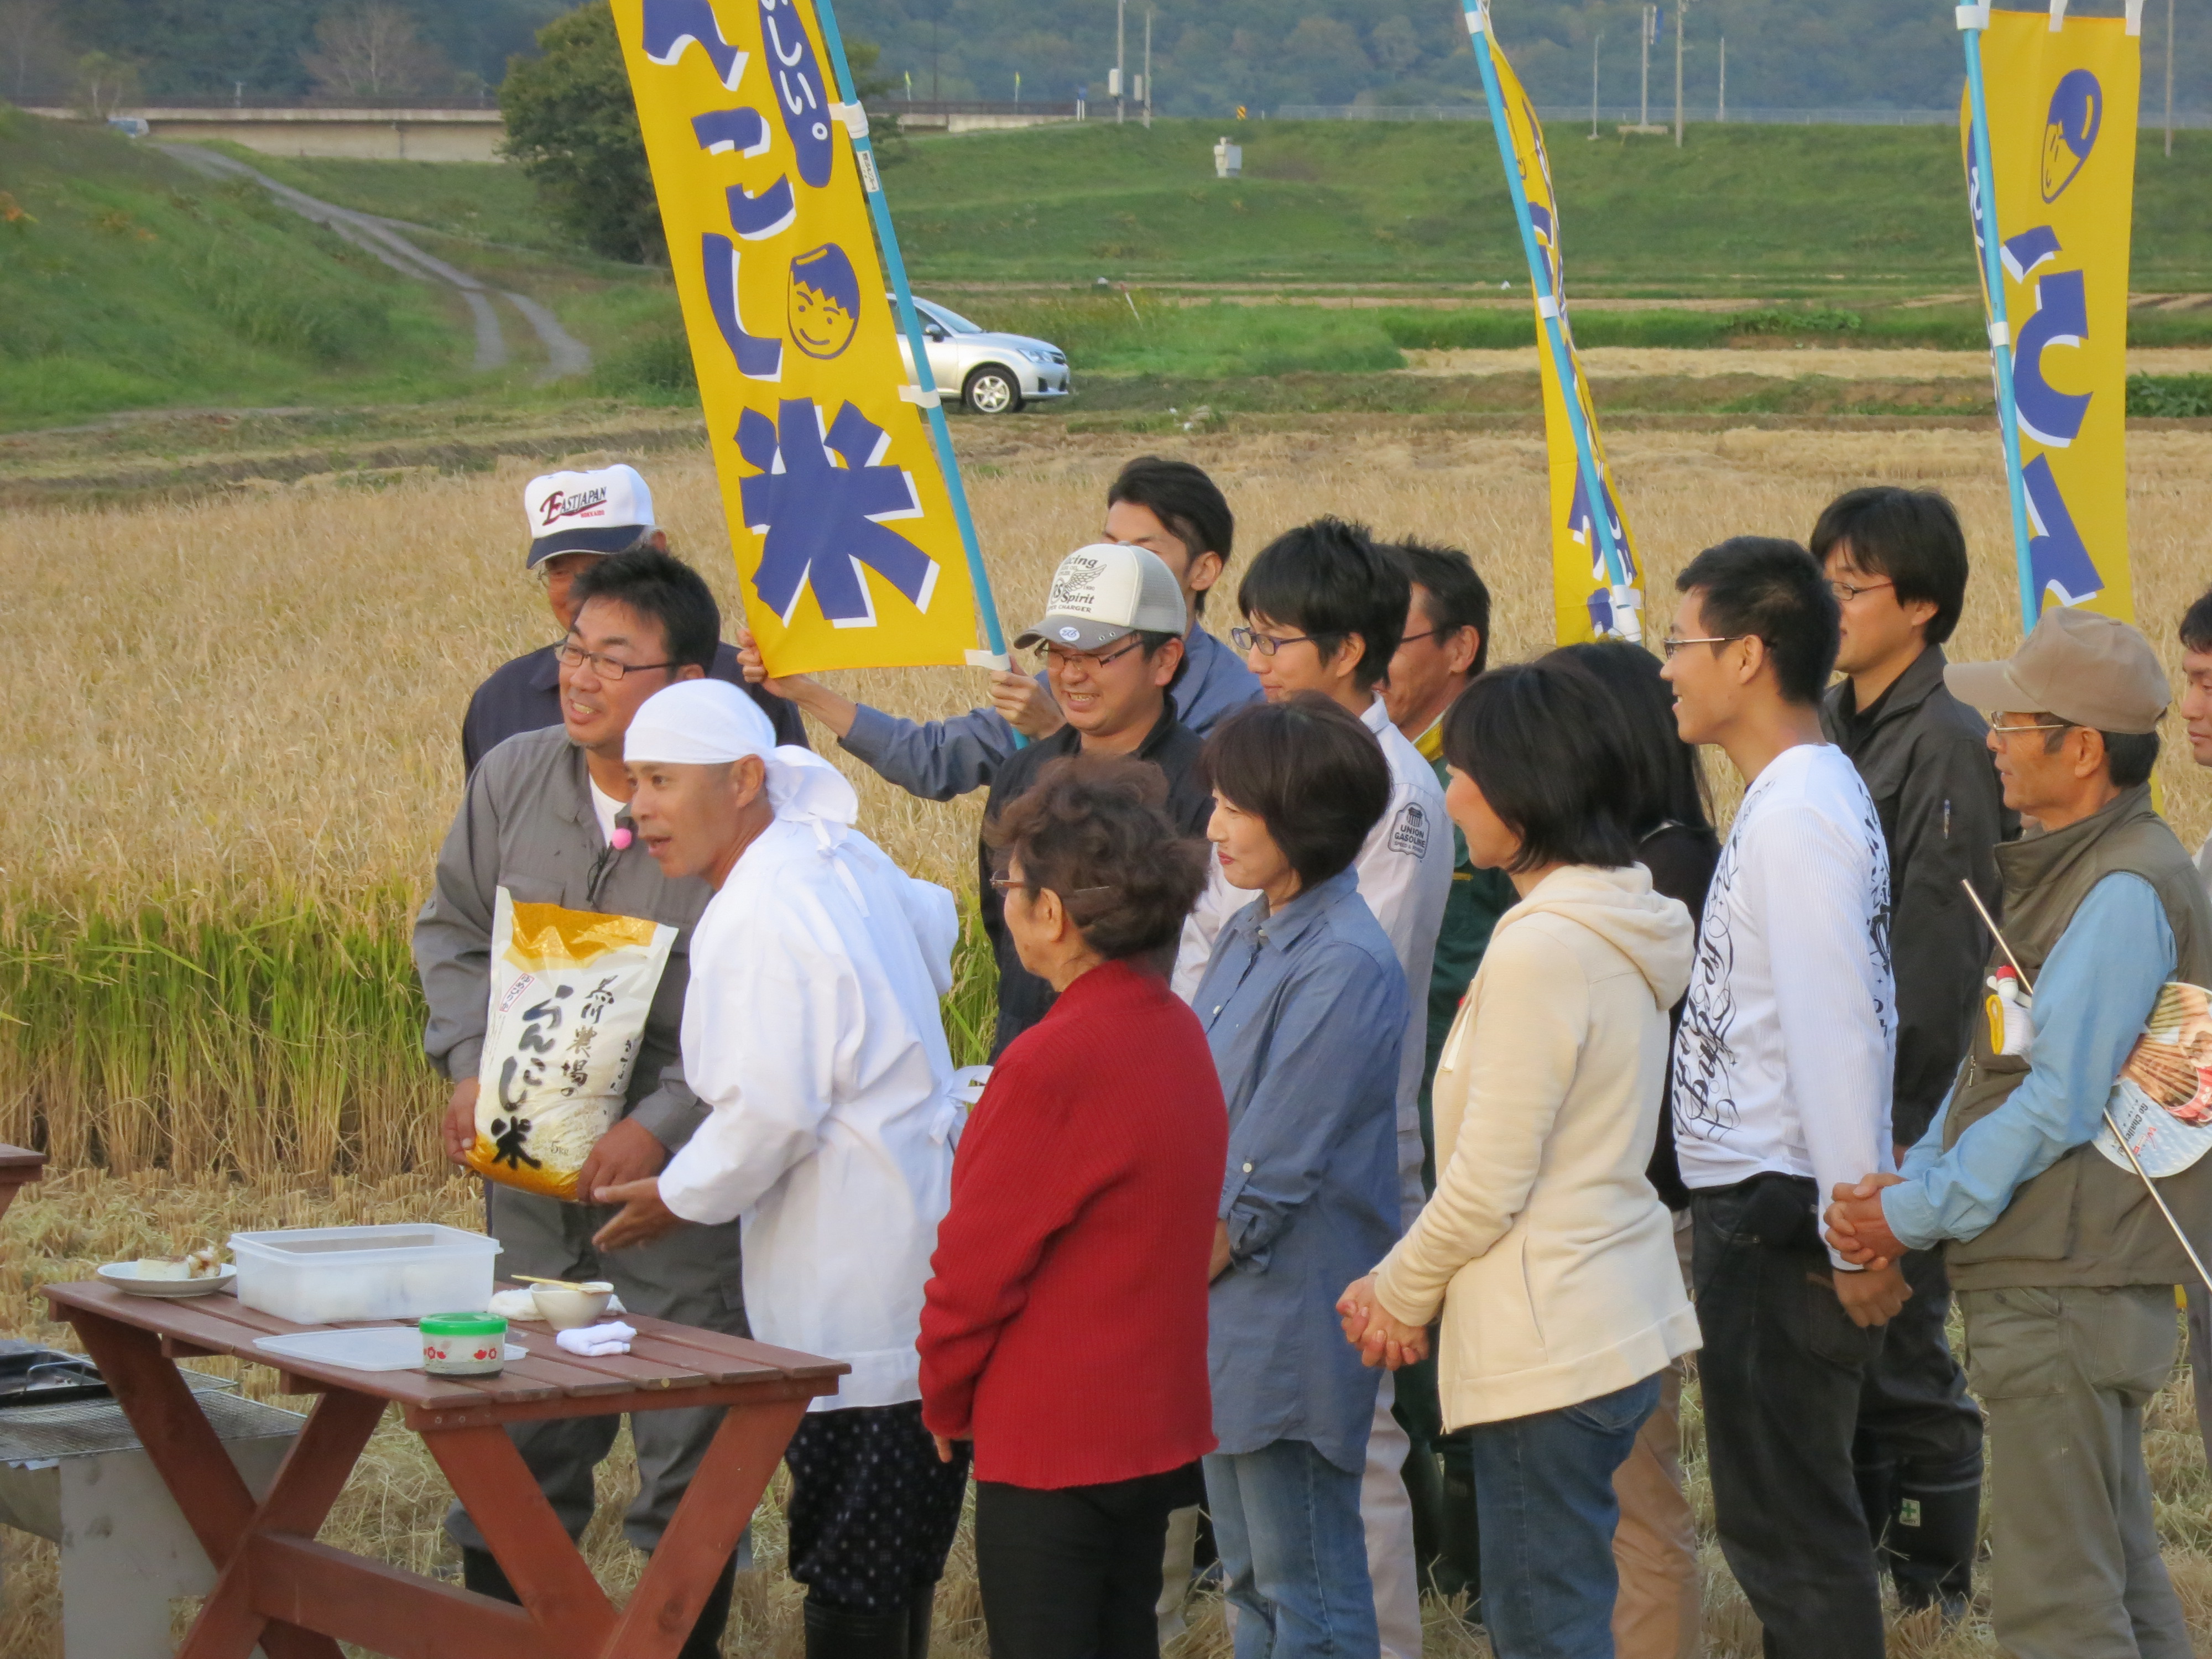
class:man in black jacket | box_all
[1814,487,2007,1619]
[980,542,1213,1055]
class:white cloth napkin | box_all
[487,1288,540,1321]
[556,1321,637,1357]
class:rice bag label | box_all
[469,889,677,1201]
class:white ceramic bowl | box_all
[530,1282,615,1331]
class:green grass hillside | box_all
[0,111,497,427]
[871,117,2212,292]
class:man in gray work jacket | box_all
[1814,487,2007,1618]
[415,547,743,1659]
[738,456,1260,796]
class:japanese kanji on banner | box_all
[612,0,982,674]
[1962,9,2140,624]
[1484,40,1645,645]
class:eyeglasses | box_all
[1035,638,1145,672]
[987,875,1115,897]
[554,640,676,681]
[1230,626,1317,657]
[1984,714,2072,736]
[1830,577,1895,603]
[1659,634,1748,659]
[1398,628,1440,648]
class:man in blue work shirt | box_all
[737,456,1260,794]
[1827,606,2211,1659]
[462,465,804,773]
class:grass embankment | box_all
[875,117,2212,291]
[0,111,486,426]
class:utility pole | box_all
[1718,36,1726,123]
[1115,0,1126,126]
[931,13,940,102]
[1639,6,1653,130]
[2167,0,2177,158]
[1591,32,1602,138]
[1143,7,1153,129]
[1674,0,1687,148]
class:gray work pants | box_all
[445,1182,747,1553]
[1958,1284,2190,1659]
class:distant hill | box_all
[832,0,2208,119]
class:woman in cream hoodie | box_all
[1340,659,1700,1659]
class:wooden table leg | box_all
[64,1305,354,1659]
[175,1387,387,1659]
[424,1423,618,1652]
[600,1397,811,1659]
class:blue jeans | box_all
[1465,1373,1662,1659]
[1203,1439,1376,1658]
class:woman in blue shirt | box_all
[1193,693,1407,1658]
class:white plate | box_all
[98,1262,237,1298]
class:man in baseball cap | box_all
[978,543,1215,1054]
[461,464,805,773]
[1825,604,2212,1658]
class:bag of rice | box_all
[467,888,677,1201]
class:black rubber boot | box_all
[908,1588,935,1658]
[803,1595,914,1659]
[676,1553,740,1659]
[1434,1456,1484,1616]
[1888,1474,1980,1620]
[461,1545,520,1604]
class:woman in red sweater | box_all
[919,755,1223,1659]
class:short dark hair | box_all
[1202,694,1389,890]
[1546,641,1712,836]
[1385,539,1491,676]
[2043,723,2160,790]
[568,548,721,671]
[1442,661,1639,874]
[1808,487,1970,646]
[1674,536,1838,707]
[985,755,1208,960]
[1108,456,1233,614]
[2180,586,2212,654]
[1238,517,1407,693]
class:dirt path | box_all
[153,144,591,382]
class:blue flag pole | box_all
[812,0,1021,701]
[1463,0,1637,641]
[1958,1,2039,627]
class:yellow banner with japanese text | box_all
[612,0,980,673]
[1963,11,2138,624]
[1488,41,1646,645]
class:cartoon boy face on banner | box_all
[612,0,982,673]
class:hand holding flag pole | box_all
[1958,876,2212,1289]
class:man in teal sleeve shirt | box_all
[1826,607,2212,1659]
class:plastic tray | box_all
[228,1223,499,1325]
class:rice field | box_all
[4,417,2212,1655]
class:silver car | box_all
[894,296,1071,415]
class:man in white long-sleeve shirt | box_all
[1170,517,1452,1659]
[1658,537,1908,1659]
[592,680,969,1659]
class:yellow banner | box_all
[1488,41,1645,644]
[612,0,980,674]
[1963,11,2139,623]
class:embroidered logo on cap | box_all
[1058,626,1081,642]
[538,486,611,527]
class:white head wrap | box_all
[624,680,858,838]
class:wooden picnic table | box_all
[0,1144,44,1224]
[44,1277,847,1659]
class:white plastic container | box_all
[228,1224,499,1325]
